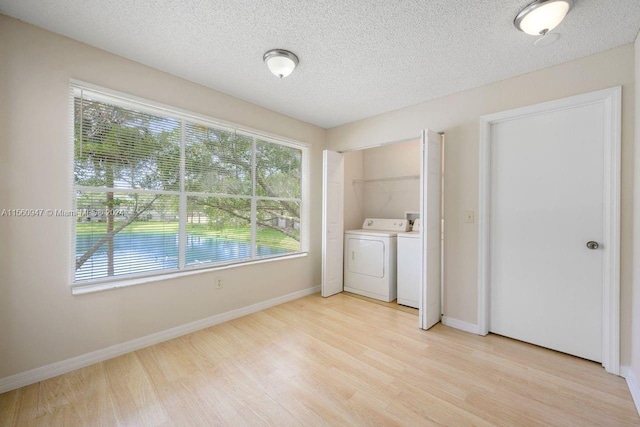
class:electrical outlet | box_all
[215,277,223,289]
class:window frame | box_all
[69,80,310,293]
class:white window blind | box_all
[72,84,307,286]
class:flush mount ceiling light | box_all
[263,49,299,78]
[514,0,574,36]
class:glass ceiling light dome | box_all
[514,0,574,36]
[263,49,299,78]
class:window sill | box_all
[71,252,308,295]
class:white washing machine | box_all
[397,219,421,308]
[344,218,410,302]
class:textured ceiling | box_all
[1,1,640,128]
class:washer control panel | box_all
[361,218,410,232]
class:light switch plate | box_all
[465,211,474,223]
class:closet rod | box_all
[352,175,420,184]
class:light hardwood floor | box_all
[1,293,638,426]
[342,291,419,314]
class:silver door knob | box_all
[586,241,599,250]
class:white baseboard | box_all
[621,365,630,378]
[621,366,640,416]
[442,316,481,335]
[0,285,320,394]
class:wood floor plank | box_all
[103,352,169,426]
[0,292,638,426]
[0,383,39,426]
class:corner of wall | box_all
[630,29,640,416]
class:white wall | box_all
[0,15,325,379]
[362,139,420,219]
[327,44,636,368]
[630,33,640,411]
[343,150,364,231]
[342,140,421,228]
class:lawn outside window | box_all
[70,82,309,291]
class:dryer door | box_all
[346,237,384,278]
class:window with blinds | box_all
[72,84,307,285]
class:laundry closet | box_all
[322,129,442,330]
[342,139,421,309]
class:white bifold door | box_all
[321,150,344,297]
[322,129,442,330]
[420,129,442,330]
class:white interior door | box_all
[489,102,606,362]
[322,150,344,297]
[420,129,442,330]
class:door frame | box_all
[477,87,621,374]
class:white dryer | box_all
[344,218,410,302]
